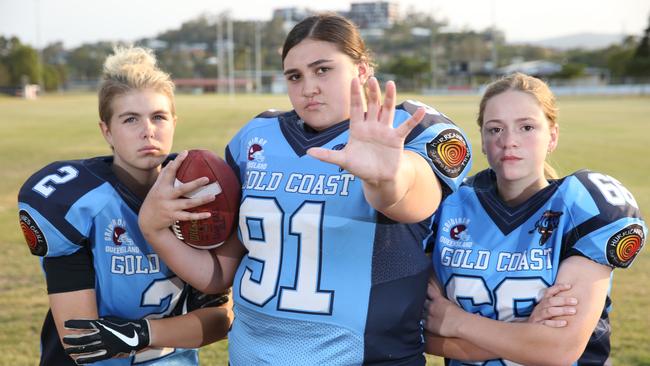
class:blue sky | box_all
[1,0,648,48]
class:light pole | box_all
[34,0,43,87]
[216,14,225,94]
[227,15,234,97]
[410,26,436,91]
[490,0,498,80]
[255,21,262,93]
[430,24,437,90]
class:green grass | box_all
[0,93,648,365]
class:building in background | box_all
[272,7,315,33]
[347,2,398,30]
[497,60,563,78]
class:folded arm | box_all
[425,256,611,366]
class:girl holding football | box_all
[18,46,231,365]
[139,13,472,365]
[424,73,646,365]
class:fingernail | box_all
[568,298,578,305]
[567,308,576,314]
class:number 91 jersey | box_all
[18,156,196,365]
[430,169,646,366]
[225,103,471,365]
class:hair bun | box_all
[103,46,158,80]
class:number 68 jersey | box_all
[429,169,646,366]
[18,156,197,365]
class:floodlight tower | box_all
[255,21,262,93]
[34,0,42,87]
[428,1,438,91]
[227,15,235,97]
[490,0,498,80]
[217,13,225,94]
[430,22,437,90]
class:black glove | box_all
[171,285,230,316]
[62,317,150,364]
[187,287,230,310]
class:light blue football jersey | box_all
[18,156,198,365]
[430,169,646,366]
[225,102,472,365]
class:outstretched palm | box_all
[308,77,424,185]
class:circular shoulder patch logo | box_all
[606,224,644,268]
[426,129,470,178]
[19,210,48,256]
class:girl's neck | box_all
[496,175,549,207]
[111,162,159,200]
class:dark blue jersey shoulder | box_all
[560,169,645,267]
[567,169,642,222]
[19,155,151,214]
[398,100,456,128]
[20,155,178,214]
[20,157,107,209]
[18,156,173,254]
[18,157,114,250]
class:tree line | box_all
[1,12,648,92]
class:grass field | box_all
[0,92,648,365]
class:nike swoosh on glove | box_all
[171,285,231,316]
[63,317,150,365]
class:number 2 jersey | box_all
[430,168,646,366]
[224,101,472,365]
[18,156,198,366]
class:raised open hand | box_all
[307,77,424,185]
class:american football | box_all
[171,149,240,249]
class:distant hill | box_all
[516,33,628,50]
